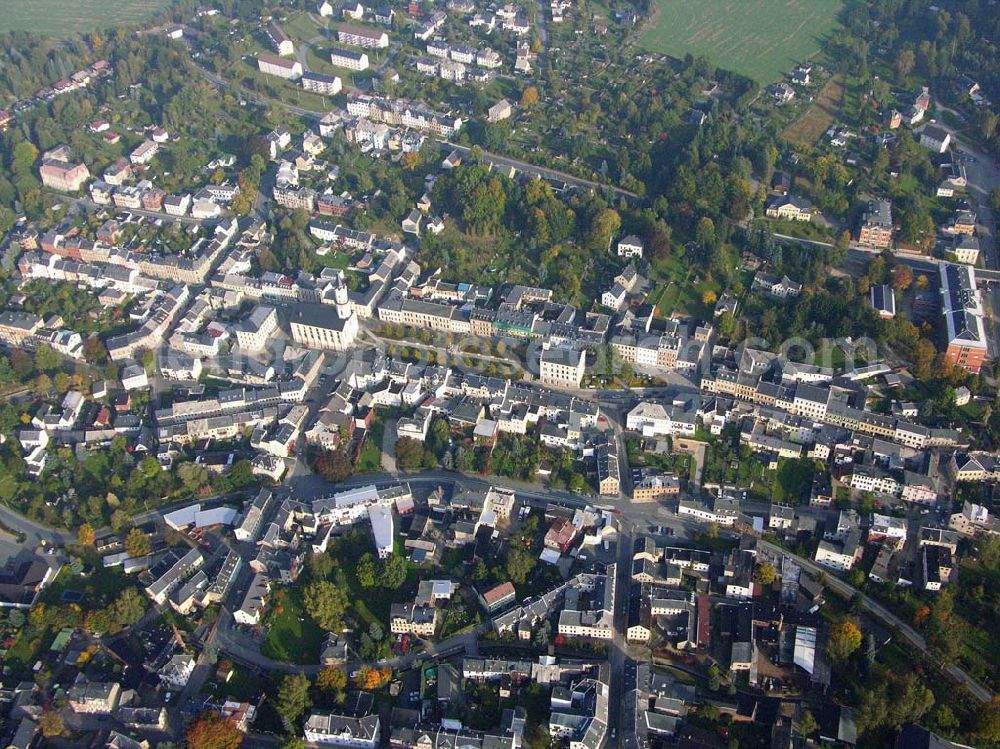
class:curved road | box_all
[0,504,76,548]
[758,538,992,703]
[190,62,641,202]
[5,460,992,700]
[437,141,642,202]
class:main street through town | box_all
[202,466,999,720]
[7,459,987,714]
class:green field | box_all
[0,0,170,35]
[638,0,843,84]
[261,588,325,665]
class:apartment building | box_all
[67,681,121,715]
[0,311,44,346]
[539,346,585,388]
[302,71,343,95]
[39,159,91,191]
[857,199,894,249]
[268,23,295,56]
[258,52,303,80]
[940,262,988,374]
[330,48,370,70]
[377,294,471,334]
[304,712,380,748]
[130,139,159,166]
[338,24,389,48]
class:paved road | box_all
[772,232,833,249]
[0,504,75,547]
[607,518,635,748]
[193,64,326,120]
[285,468,996,701]
[3,454,990,702]
[435,141,642,201]
[909,118,1000,356]
[193,61,639,204]
[758,538,993,703]
[381,416,398,472]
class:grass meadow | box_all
[0,0,170,35]
[638,0,843,84]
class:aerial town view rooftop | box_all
[0,1,999,749]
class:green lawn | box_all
[261,587,325,664]
[0,0,170,34]
[40,564,128,608]
[3,624,53,676]
[356,418,385,473]
[317,249,352,269]
[638,0,844,84]
[283,11,326,42]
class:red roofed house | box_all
[543,516,577,554]
[478,581,516,612]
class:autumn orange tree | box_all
[317,666,347,693]
[826,618,862,662]
[77,523,96,546]
[186,712,244,749]
[354,666,391,690]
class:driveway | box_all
[381,417,398,472]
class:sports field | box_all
[0,0,170,35]
[638,0,843,84]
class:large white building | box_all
[338,24,389,48]
[302,71,343,95]
[67,682,121,715]
[130,140,159,166]
[233,573,270,625]
[368,504,394,559]
[234,491,273,544]
[235,305,278,352]
[814,536,860,571]
[303,712,380,748]
[258,52,303,80]
[539,346,585,388]
[626,401,697,438]
[330,48,370,70]
[288,291,359,352]
[268,23,295,56]
[869,513,908,546]
[919,124,952,153]
[617,235,644,258]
